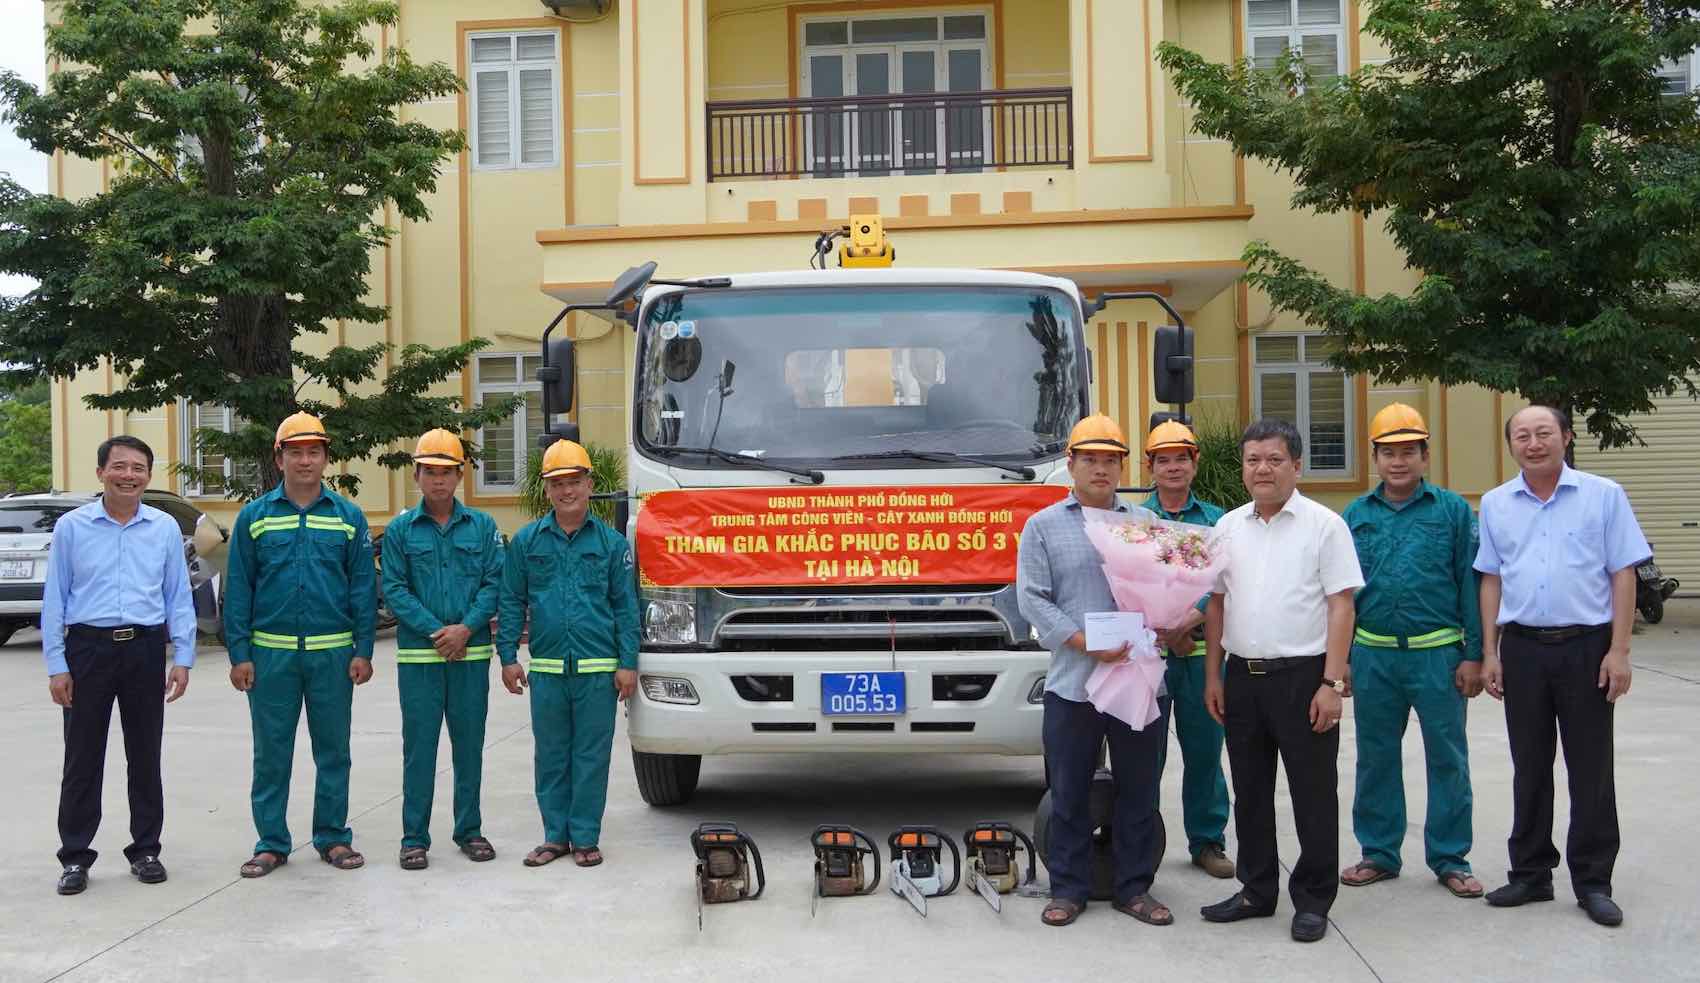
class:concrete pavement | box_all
[2,606,1697,983]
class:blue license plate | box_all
[821,672,906,716]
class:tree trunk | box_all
[212,292,295,492]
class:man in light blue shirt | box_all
[1474,405,1649,927]
[42,436,197,896]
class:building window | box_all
[474,353,544,493]
[179,401,260,497]
[469,32,560,171]
[1657,54,1694,97]
[1251,334,1354,477]
[1245,0,1345,79]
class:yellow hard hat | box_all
[1144,420,1199,456]
[412,428,465,467]
[1369,402,1429,445]
[1067,414,1129,455]
[540,439,592,478]
[274,411,329,450]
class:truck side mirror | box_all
[540,337,576,415]
[1152,324,1194,405]
[718,359,736,395]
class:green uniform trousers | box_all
[247,646,354,856]
[400,660,490,850]
[1156,653,1231,857]
[1349,642,1473,877]
[530,671,617,848]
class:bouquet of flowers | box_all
[1078,506,1231,730]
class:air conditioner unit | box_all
[541,0,612,16]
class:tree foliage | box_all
[0,0,519,497]
[0,397,52,495]
[1159,0,1700,448]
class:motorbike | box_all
[1635,545,1680,625]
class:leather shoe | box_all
[130,856,167,884]
[1485,880,1555,907]
[1201,891,1276,922]
[57,865,87,896]
[1291,912,1328,942]
[1192,844,1236,879]
[1578,893,1623,927]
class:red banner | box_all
[635,485,1069,587]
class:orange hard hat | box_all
[412,429,465,467]
[1067,414,1129,455]
[540,439,593,478]
[1369,403,1429,445]
[274,411,329,450]
[1144,420,1199,456]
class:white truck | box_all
[537,234,1183,807]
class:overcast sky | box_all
[1,3,47,297]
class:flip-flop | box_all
[573,846,604,868]
[459,838,496,863]
[319,845,365,870]
[1042,898,1084,926]
[1113,894,1175,926]
[1340,860,1398,887]
[1439,871,1484,898]
[524,842,569,867]
[240,851,287,879]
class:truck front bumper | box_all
[627,649,1048,755]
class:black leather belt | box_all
[68,624,164,643]
[1228,653,1322,676]
[1504,623,1609,645]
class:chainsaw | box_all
[887,826,961,917]
[961,822,1040,912]
[810,825,880,917]
[690,822,765,930]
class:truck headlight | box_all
[640,675,700,705]
[642,590,696,644]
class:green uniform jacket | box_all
[1344,480,1483,661]
[496,511,639,673]
[380,499,504,663]
[225,483,376,665]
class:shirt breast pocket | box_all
[1564,522,1605,570]
[454,541,484,578]
[1348,518,1380,566]
[309,530,347,570]
[576,552,609,595]
[525,551,556,597]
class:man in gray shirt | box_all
[1018,414,1171,929]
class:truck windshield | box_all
[635,285,1085,466]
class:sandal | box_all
[398,847,428,871]
[524,842,569,867]
[573,846,604,868]
[1042,898,1084,926]
[318,844,365,870]
[459,837,496,863]
[1439,870,1484,898]
[1340,860,1398,887]
[239,851,287,879]
[1113,893,1175,926]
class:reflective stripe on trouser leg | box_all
[302,646,355,853]
[247,647,305,856]
[1159,654,1230,856]
[399,662,447,850]
[1408,645,1473,876]
[1349,643,1411,873]
[446,657,490,845]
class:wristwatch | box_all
[1321,677,1345,693]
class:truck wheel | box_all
[1034,774,1165,901]
[632,750,701,806]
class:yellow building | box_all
[44,0,1698,588]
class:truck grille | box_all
[718,607,1007,642]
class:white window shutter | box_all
[475,69,513,167]
[1300,34,1340,77]
[1296,0,1341,26]
[518,68,555,165]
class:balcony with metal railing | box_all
[706,87,1072,182]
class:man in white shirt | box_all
[1201,419,1363,942]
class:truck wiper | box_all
[655,446,825,485]
[831,449,1036,481]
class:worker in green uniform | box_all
[1340,403,1485,898]
[382,429,504,870]
[1141,420,1235,880]
[498,439,639,869]
[226,412,375,878]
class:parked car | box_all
[0,490,227,646]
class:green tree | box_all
[0,0,518,498]
[519,444,628,527]
[0,399,52,494]
[1159,1,1700,449]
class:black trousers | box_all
[1222,654,1339,915]
[1041,691,1169,904]
[1500,624,1617,898]
[56,626,167,869]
